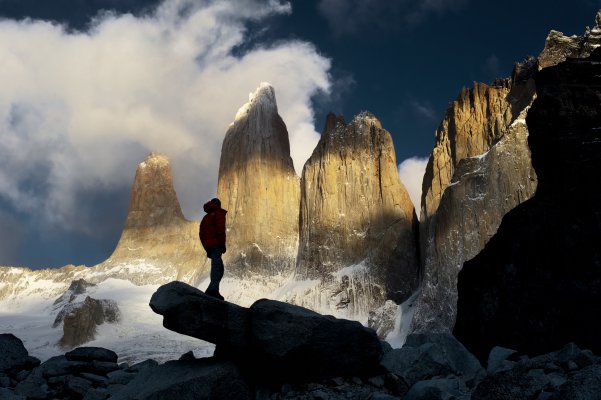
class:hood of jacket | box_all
[203,200,227,214]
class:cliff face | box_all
[100,153,204,284]
[413,61,538,332]
[413,12,601,333]
[454,47,601,360]
[217,83,300,278]
[293,112,419,317]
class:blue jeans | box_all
[206,247,224,295]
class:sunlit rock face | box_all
[413,11,601,333]
[292,112,419,319]
[537,10,601,69]
[454,46,601,360]
[100,152,204,285]
[217,83,300,278]
[413,61,538,333]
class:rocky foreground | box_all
[1,281,600,400]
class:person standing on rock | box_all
[199,198,227,300]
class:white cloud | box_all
[0,0,331,237]
[398,156,429,216]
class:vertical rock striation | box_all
[413,12,601,333]
[101,153,204,284]
[293,112,419,318]
[217,83,300,278]
[413,61,538,332]
[454,46,601,360]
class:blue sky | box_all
[0,0,599,269]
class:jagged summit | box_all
[233,82,278,123]
[538,10,601,69]
[124,152,184,229]
[218,82,299,280]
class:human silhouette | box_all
[199,198,227,300]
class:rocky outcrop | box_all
[414,12,601,333]
[100,153,204,284]
[454,48,601,360]
[149,281,383,382]
[58,296,120,348]
[537,10,601,69]
[3,332,600,400]
[414,61,538,333]
[294,112,418,318]
[217,83,300,279]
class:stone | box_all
[98,152,205,285]
[381,333,484,388]
[295,112,418,315]
[80,372,109,386]
[83,387,110,400]
[404,378,471,400]
[471,367,550,400]
[0,388,25,400]
[558,364,601,400]
[0,334,32,374]
[91,360,121,374]
[64,375,93,398]
[110,358,252,400]
[247,298,383,381]
[126,359,158,373]
[14,375,49,400]
[107,370,138,385]
[368,301,399,340]
[487,347,518,374]
[149,281,250,351]
[218,83,300,280]
[454,48,601,360]
[59,296,120,348]
[66,347,118,363]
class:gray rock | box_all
[59,297,120,348]
[248,298,383,380]
[0,388,25,400]
[471,366,550,400]
[558,364,601,400]
[111,358,251,400]
[126,359,158,373]
[369,394,399,400]
[0,334,33,374]
[404,378,471,400]
[368,376,386,388]
[149,281,249,351]
[487,346,518,374]
[0,374,12,388]
[547,372,567,388]
[107,370,138,385]
[80,372,109,386]
[91,360,120,374]
[65,375,93,398]
[82,387,110,400]
[381,333,484,388]
[66,347,118,363]
[14,375,49,400]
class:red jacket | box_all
[199,200,227,251]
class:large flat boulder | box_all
[150,281,383,381]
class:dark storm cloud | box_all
[317,0,468,36]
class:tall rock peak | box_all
[294,111,419,318]
[102,152,204,284]
[125,152,184,229]
[218,83,300,283]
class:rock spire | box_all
[293,112,419,317]
[217,83,300,278]
[102,153,204,284]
